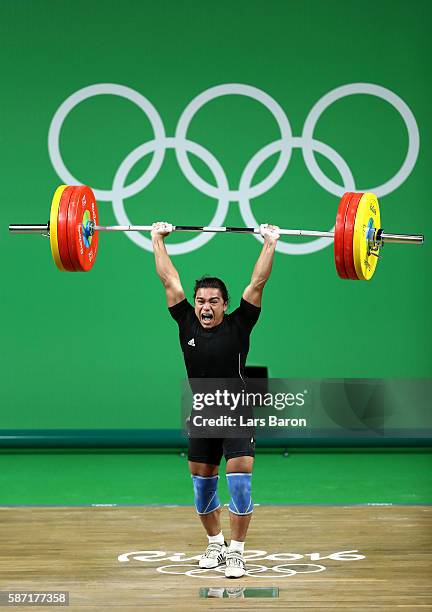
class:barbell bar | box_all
[8,223,423,245]
[8,222,423,244]
[8,185,424,279]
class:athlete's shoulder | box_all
[168,298,195,325]
[228,297,261,331]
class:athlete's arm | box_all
[242,224,280,307]
[151,222,186,307]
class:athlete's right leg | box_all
[189,461,221,535]
[188,438,226,568]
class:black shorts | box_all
[188,436,255,465]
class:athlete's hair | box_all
[193,277,229,305]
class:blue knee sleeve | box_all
[192,475,220,515]
[227,473,253,515]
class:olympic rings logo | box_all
[156,562,326,578]
[48,83,420,255]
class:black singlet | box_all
[168,297,261,380]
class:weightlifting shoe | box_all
[199,541,227,569]
[225,550,246,578]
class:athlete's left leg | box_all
[226,455,254,540]
[224,454,254,578]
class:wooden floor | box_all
[0,505,431,610]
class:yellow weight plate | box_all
[49,185,68,271]
[353,192,381,281]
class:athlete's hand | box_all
[151,221,173,238]
[260,223,280,244]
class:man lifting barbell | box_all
[151,219,280,578]
[7,186,425,574]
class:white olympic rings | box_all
[156,562,326,578]
[48,82,420,255]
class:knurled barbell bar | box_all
[8,185,424,280]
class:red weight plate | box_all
[57,186,76,271]
[334,192,353,279]
[66,185,99,272]
[343,192,363,280]
[66,186,82,271]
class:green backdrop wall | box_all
[1,0,430,438]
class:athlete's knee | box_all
[226,472,253,515]
[188,461,218,477]
[191,475,221,515]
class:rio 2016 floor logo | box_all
[48,83,419,255]
[118,548,365,578]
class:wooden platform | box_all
[0,505,431,610]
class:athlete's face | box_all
[194,288,227,329]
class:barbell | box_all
[9,184,424,280]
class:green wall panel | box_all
[1,0,430,431]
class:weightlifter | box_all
[151,222,279,578]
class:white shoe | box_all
[225,550,246,578]
[199,542,227,569]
